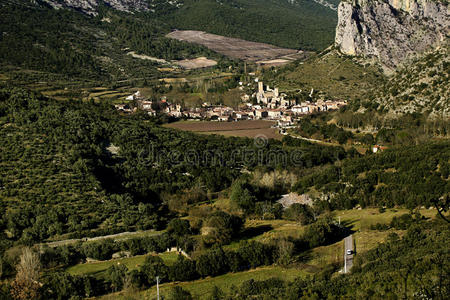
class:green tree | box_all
[167,219,191,237]
[283,203,314,225]
[106,264,128,292]
[169,256,198,282]
[168,286,192,300]
[140,256,169,285]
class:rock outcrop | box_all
[335,0,449,69]
[41,0,149,15]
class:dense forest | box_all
[154,0,338,50]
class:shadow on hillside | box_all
[297,249,314,263]
[340,219,357,231]
[239,225,273,240]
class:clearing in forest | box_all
[167,30,303,64]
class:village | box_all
[115,81,347,128]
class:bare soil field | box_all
[174,57,218,69]
[128,51,217,69]
[200,129,281,140]
[167,30,302,64]
[165,120,282,140]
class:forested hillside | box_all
[211,220,450,299]
[0,0,339,89]
[155,0,338,50]
[291,138,449,209]
[0,1,222,82]
[0,85,347,245]
[372,44,450,117]
[0,85,448,299]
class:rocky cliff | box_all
[335,0,449,69]
[41,0,150,15]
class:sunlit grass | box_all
[66,252,180,277]
[101,265,308,300]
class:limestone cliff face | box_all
[42,0,149,15]
[335,0,449,68]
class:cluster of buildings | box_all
[115,83,347,128]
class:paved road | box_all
[344,234,354,273]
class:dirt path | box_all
[42,230,161,248]
[285,132,339,147]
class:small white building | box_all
[255,109,268,119]
[218,115,232,122]
[267,109,282,119]
[234,112,249,120]
[140,101,153,110]
[126,91,142,101]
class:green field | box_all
[66,252,180,277]
[100,265,307,300]
[335,208,437,231]
[224,219,304,250]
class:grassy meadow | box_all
[100,265,307,300]
[66,252,180,278]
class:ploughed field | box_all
[164,120,282,140]
[167,30,303,64]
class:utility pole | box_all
[156,276,160,300]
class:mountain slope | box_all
[261,49,385,102]
[373,44,449,117]
[265,0,449,119]
[333,0,449,117]
[335,0,449,69]
[0,1,219,82]
[157,0,338,50]
[41,0,339,51]
[41,0,150,15]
